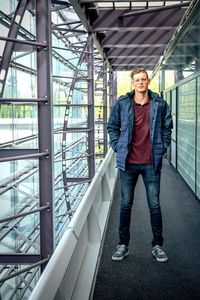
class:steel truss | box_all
[0,0,115,298]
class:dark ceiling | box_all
[71,0,192,71]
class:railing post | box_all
[87,33,95,179]
[103,60,108,156]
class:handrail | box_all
[29,149,118,300]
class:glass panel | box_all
[0,104,38,146]
[177,79,196,191]
[170,89,177,167]
[171,89,177,142]
[0,0,108,296]
[114,2,130,8]
[163,7,200,79]
[0,265,40,300]
[149,2,164,6]
[171,141,176,168]
[0,159,39,253]
[196,76,200,198]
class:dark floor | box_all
[93,159,200,300]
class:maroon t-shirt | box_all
[127,98,152,164]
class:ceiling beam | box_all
[104,42,198,48]
[121,1,190,17]
[93,8,186,31]
[103,44,167,48]
[69,0,92,32]
[93,26,176,32]
[111,63,156,66]
[108,55,160,58]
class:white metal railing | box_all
[29,149,118,300]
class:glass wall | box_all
[197,77,200,199]
[171,89,177,168]
[177,79,196,191]
[161,2,200,200]
[165,73,200,200]
[0,1,111,298]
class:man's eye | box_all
[135,79,146,82]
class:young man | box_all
[107,68,173,262]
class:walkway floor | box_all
[93,159,200,300]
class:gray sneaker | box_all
[112,244,129,261]
[152,245,168,262]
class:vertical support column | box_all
[159,69,165,95]
[113,71,118,105]
[103,61,108,156]
[113,72,117,105]
[109,71,113,112]
[87,33,95,179]
[108,71,117,150]
[194,76,198,196]
[36,0,55,270]
[109,71,117,110]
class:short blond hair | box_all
[130,68,149,80]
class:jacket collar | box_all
[126,89,159,101]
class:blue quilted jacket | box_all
[107,89,173,172]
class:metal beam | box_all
[108,72,114,110]
[0,35,46,48]
[52,0,71,6]
[0,150,49,162]
[87,33,95,178]
[0,0,28,97]
[0,98,47,103]
[0,205,50,224]
[93,8,185,29]
[53,28,86,33]
[0,254,40,265]
[36,0,55,271]
[69,0,92,32]
[52,21,81,27]
[108,71,117,109]
[0,258,49,284]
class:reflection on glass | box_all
[177,79,196,191]
[196,77,200,198]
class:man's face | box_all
[132,72,150,93]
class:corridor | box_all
[93,159,200,300]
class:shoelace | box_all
[155,247,165,256]
[117,245,126,252]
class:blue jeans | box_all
[119,164,163,247]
